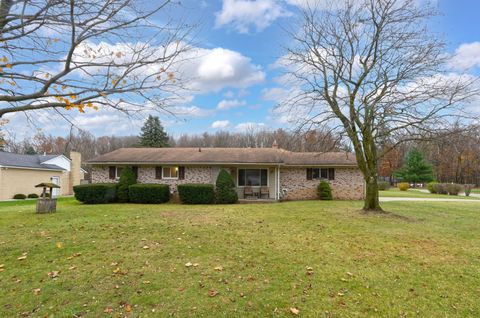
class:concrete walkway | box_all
[380,197,480,202]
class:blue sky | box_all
[5,0,480,138]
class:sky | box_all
[4,0,480,139]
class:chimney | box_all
[69,151,82,195]
[272,140,279,149]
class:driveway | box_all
[380,197,480,202]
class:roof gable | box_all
[0,152,66,170]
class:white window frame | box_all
[237,168,269,187]
[115,166,124,180]
[162,166,179,180]
[311,168,333,180]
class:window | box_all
[116,167,123,179]
[162,166,179,179]
[238,169,268,186]
[307,168,335,180]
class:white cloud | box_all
[215,0,291,33]
[184,47,265,92]
[449,42,480,70]
[216,99,246,110]
[167,105,213,118]
[211,120,231,129]
[235,122,266,131]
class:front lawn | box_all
[380,188,479,199]
[1,199,480,317]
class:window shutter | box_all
[179,166,185,180]
[155,166,162,179]
[306,168,312,180]
[132,166,138,180]
[109,166,116,179]
[328,168,335,180]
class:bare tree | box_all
[282,0,478,211]
[0,0,191,118]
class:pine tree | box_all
[139,115,169,147]
[24,146,37,155]
[394,149,434,186]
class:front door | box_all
[51,176,60,197]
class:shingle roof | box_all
[0,152,65,170]
[88,148,357,166]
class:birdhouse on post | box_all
[35,182,60,213]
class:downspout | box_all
[277,165,281,200]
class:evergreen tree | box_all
[394,149,434,185]
[215,169,238,204]
[24,146,37,155]
[117,166,137,202]
[139,115,169,147]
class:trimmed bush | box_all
[117,166,137,203]
[427,181,438,193]
[317,181,333,200]
[445,183,463,196]
[215,169,238,204]
[13,194,26,200]
[129,184,170,204]
[27,193,39,198]
[73,183,117,204]
[397,182,410,191]
[432,183,448,195]
[377,181,390,191]
[178,184,215,204]
[464,184,474,197]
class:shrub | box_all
[13,193,26,200]
[215,169,238,204]
[178,184,215,204]
[464,184,474,197]
[377,181,390,191]
[317,181,333,200]
[73,183,117,204]
[427,181,438,193]
[117,166,137,202]
[27,193,39,198]
[397,182,410,191]
[129,184,170,204]
[445,183,463,196]
[432,183,448,195]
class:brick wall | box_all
[91,165,213,191]
[280,167,364,200]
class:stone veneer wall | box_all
[91,165,213,191]
[280,167,364,200]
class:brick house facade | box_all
[88,147,365,201]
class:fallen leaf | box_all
[125,304,132,312]
[142,245,149,250]
[143,280,151,284]
[56,242,63,249]
[193,263,199,267]
[48,271,59,278]
[214,266,223,271]
[0,264,4,268]
[111,262,118,266]
[290,307,300,315]
[104,307,113,313]
[17,256,27,261]
[185,262,193,267]
[346,272,354,277]
[69,266,76,270]
[208,289,219,297]
[33,288,41,295]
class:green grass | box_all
[380,188,479,199]
[1,199,480,317]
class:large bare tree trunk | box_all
[364,177,381,211]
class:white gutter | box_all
[0,165,64,172]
